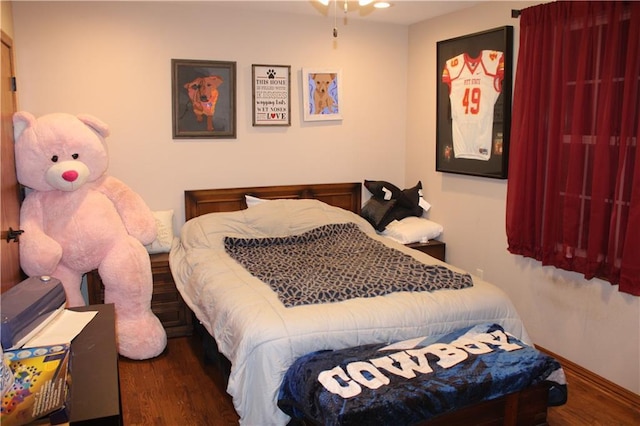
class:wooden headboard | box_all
[184,182,362,221]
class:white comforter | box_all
[169,199,530,426]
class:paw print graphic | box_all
[267,69,276,79]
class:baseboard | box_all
[536,345,640,411]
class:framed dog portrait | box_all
[436,26,513,179]
[302,68,343,122]
[172,59,236,139]
[252,64,291,126]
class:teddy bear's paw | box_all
[116,313,167,360]
[64,291,87,308]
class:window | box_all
[506,1,639,296]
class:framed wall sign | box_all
[436,26,513,179]
[302,68,343,122]
[172,59,236,139]
[252,64,291,126]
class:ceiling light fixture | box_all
[318,0,392,38]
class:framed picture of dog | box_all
[302,68,343,122]
[172,59,236,139]
[436,26,513,179]
[252,64,291,126]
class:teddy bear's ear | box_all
[77,114,110,138]
[13,111,37,141]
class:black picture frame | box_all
[252,64,291,126]
[436,26,513,179]
[172,59,236,139]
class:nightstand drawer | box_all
[152,280,184,303]
[152,301,193,338]
[405,240,446,262]
[150,267,173,285]
[86,252,193,337]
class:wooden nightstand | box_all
[86,252,193,338]
[405,239,446,262]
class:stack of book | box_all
[1,344,71,426]
[1,277,69,425]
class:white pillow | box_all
[145,210,174,254]
[380,216,443,244]
[245,195,269,207]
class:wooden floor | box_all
[119,335,640,426]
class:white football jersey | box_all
[442,50,504,161]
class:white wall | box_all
[11,1,408,226]
[12,1,639,394]
[406,1,639,393]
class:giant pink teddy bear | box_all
[13,111,167,360]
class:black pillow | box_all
[364,180,423,215]
[401,181,423,217]
[364,180,404,203]
[385,205,419,224]
[361,198,397,231]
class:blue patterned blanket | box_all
[278,323,567,425]
[224,222,472,307]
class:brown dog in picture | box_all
[311,73,337,114]
[184,75,223,131]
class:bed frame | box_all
[182,182,551,426]
[185,182,362,220]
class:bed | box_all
[169,182,557,426]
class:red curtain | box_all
[506,1,640,296]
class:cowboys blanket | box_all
[278,323,567,425]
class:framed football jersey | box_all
[436,26,513,179]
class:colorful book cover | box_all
[1,344,70,426]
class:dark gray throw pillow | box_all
[361,198,397,231]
